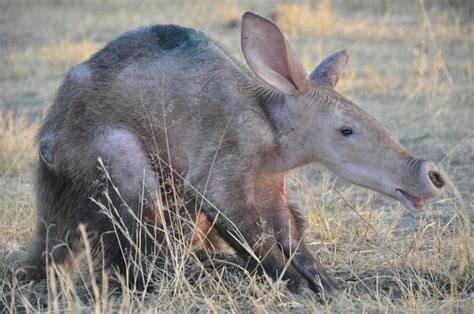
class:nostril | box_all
[428,170,444,189]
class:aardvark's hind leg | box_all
[88,126,161,287]
[17,126,160,288]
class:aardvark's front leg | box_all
[185,163,306,293]
[254,173,339,299]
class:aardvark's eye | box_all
[340,127,353,137]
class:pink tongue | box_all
[415,199,424,208]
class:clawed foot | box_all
[295,276,341,302]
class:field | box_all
[0,0,473,312]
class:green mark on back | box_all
[150,24,208,51]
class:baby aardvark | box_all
[12,12,444,299]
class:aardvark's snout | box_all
[421,160,445,195]
[395,160,445,213]
[427,165,445,189]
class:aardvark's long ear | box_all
[309,50,349,89]
[241,12,312,95]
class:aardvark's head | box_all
[241,12,445,212]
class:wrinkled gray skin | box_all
[12,12,444,298]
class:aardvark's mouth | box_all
[395,189,425,213]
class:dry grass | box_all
[275,0,336,36]
[37,40,97,67]
[0,163,471,312]
[0,0,473,312]
[214,0,242,27]
[274,0,407,40]
[0,112,38,176]
[7,39,98,79]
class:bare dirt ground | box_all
[0,0,472,312]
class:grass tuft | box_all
[6,39,98,79]
[0,112,38,176]
[38,39,97,67]
[275,0,335,36]
[274,0,406,40]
